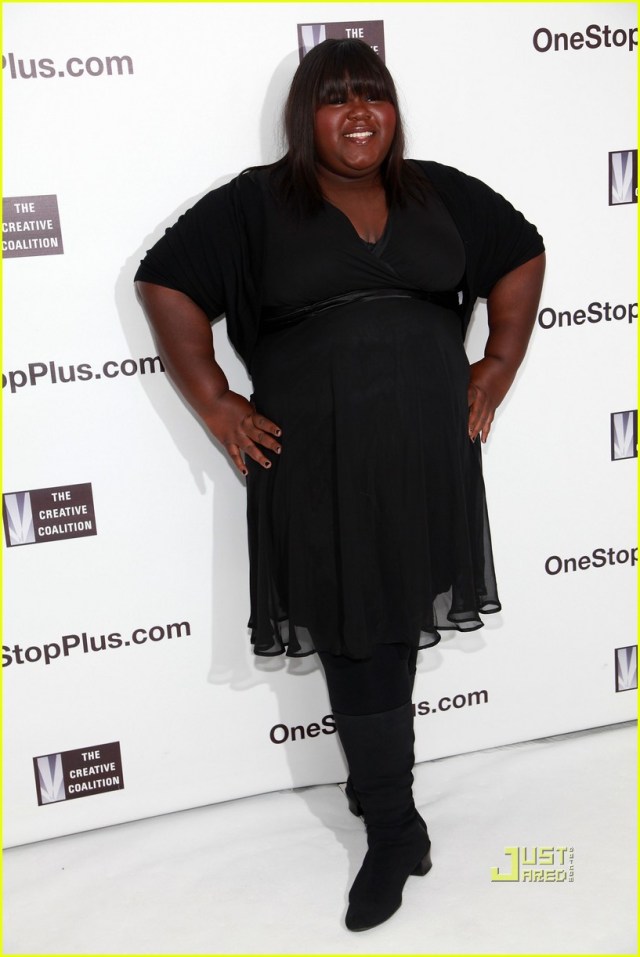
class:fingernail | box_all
[275,430,282,437]
[264,461,271,469]
[242,469,248,476]
[276,447,281,454]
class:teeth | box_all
[345,131,373,138]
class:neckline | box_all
[323,199,391,251]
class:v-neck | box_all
[324,199,392,255]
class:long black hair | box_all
[273,38,427,214]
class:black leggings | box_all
[319,643,418,716]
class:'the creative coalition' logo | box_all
[609,150,637,205]
[3,482,97,547]
[34,742,124,806]
[297,21,385,61]
[2,195,64,257]
[491,846,575,882]
[615,646,637,692]
[611,410,638,460]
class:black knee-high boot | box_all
[333,701,432,932]
[345,648,419,819]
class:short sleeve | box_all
[134,188,230,321]
[412,161,545,305]
[464,173,545,298]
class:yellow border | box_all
[2,0,639,5]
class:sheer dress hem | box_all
[249,599,502,659]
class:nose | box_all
[347,97,371,117]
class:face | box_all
[313,91,397,181]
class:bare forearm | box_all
[135,280,281,473]
[484,252,546,380]
[135,280,229,425]
[468,252,545,442]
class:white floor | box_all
[3,721,637,956]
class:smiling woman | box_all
[314,94,396,177]
[277,39,421,215]
[313,93,396,243]
[134,37,545,933]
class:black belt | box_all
[260,287,460,334]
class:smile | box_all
[344,131,374,139]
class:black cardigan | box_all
[135,160,544,372]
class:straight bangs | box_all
[315,68,394,107]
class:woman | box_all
[135,39,545,932]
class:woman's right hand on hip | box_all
[206,390,282,475]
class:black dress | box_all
[246,177,499,659]
[135,163,544,661]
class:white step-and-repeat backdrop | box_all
[3,2,637,847]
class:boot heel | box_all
[345,777,363,818]
[412,848,432,877]
[348,794,363,817]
